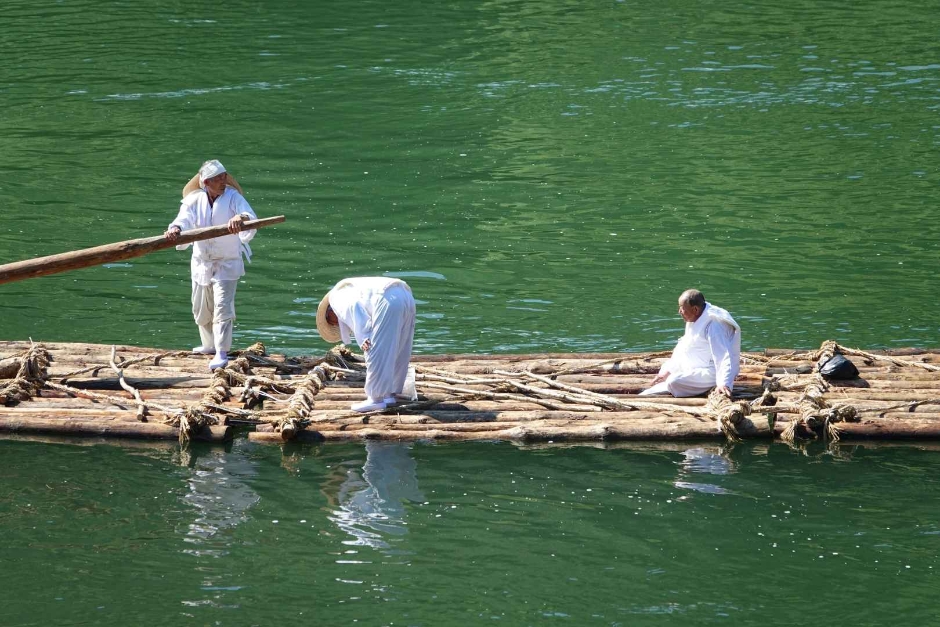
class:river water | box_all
[1,0,938,624]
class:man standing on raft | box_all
[164,160,257,370]
[316,277,417,412]
[641,289,741,398]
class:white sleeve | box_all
[348,301,373,348]
[708,322,736,389]
[232,194,258,244]
[169,202,194,231]
[659,336,683,374]
[169,202,195,250]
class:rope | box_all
[0,343,51,406]
[164,358,251,445]
[277,364,334,440]
[44,381,182,415]
[771,373,860,443]
[55,350,190,380]
[704,389,752,442]
[812,340,839,364]
[770,339,940,373]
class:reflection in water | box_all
[329,442,424,552]
[181,447,260,557]
[674,447,735,495]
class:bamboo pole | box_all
[0,216,285,285]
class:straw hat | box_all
[316,292,341,343]
[181,167,244,198]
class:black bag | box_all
[816,354,859,380]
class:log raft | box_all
[2,340,940,445]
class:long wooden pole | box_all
[0,215,286,285]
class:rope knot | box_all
[812,340,840,365]
[244,342,267,356]
[0,344,51,406]
[705,389,752,441]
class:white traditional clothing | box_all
[641,302,741,397]
[326,277,416,403]
[191,279,237,353]
[168,186,257,354]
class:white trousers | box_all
[192,280,238,352]
[640,368,716,398]
[364,285,416,401]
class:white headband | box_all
[198,160,227,186]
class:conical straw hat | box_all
[181,172,243,198]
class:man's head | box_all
[198,160,228,196]
[678,289,706,322]
[316,294,342,343]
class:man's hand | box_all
[164,226,181,241]
[227,214,246,234]
[651,371,669,386]
[715,385,732,397]
[361,339,372,352]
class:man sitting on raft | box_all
[316,277,417,412]
[640,289,741,398]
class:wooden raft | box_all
[2,340,940,445]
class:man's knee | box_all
[665,372,714,398]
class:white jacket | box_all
[327,277,412,347]
[169,187,258,285]
[660,302,741,389]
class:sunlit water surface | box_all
[1,439,939,626]
[2,0,939,624]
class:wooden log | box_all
[248,418,766,443]
[61,376,212,390]
[875,412,940,420]
[0,216,285,285]
[414,360,665,375]
[306,409,711,423]
[307,415,716,431]
[248,414,940,444]
[0,357,19,379]
[836,419,940,440]
[0,416,231,441]
[411,352,662,362]
[0,407,147,420]
[769,376,940,390]
[0,397,136,409]
[309,399,601,412]
[763,347,940,357]
[0,341,162,355]
[775,390,940,402]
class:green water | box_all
[2,0,940,624]
[2,438,939,626]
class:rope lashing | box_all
[777,374,858,442]
[822,405,860,442]
[55,350,190,380]
[244,342,266,356]
[327,344,364,371]
[171,363,247,444]
[0,343,51,406]
[773,339,940,373]
[704,388,752,442]
[812,340,840,365]
[277,364,333,440]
